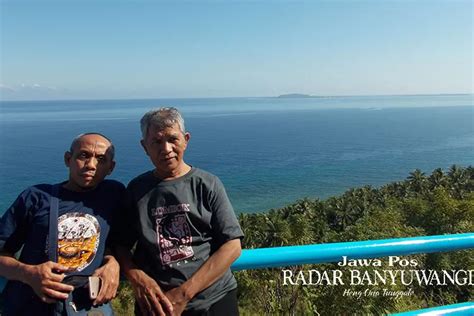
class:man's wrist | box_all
[103,255,118,266]
[125,267,147,284]
[179,281,195,301]
[18,263,35,284]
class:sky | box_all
[0,0,472,100]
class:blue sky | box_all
[0,0,472,100]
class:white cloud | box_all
[0,82,65,100]
[0,83,16,91]
[18,83,58,91]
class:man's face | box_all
[141,123,190,177]
[64,134,115,191]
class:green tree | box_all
[407,169,428,195]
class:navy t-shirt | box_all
[0,180,125,315]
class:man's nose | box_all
[84,157,98,169]
[162,141,173,153]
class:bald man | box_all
[0,133,125,316]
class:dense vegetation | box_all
[113,165,474,315]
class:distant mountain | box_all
[277,93,315,98]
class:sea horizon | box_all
[1,92,472,103]
[1,94,473,214]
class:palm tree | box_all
[407,169,428,194]
[466,165,474,192]
[263,212,291,247]
[239,213,267,248]
[447,165,469,198]
[429,168,447,189]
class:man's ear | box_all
[64,151,72,167]
[183,132,191,151]
[108,161,116,175]
[140,139,149,156]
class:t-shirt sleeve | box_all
[108,185,139,250]
[0,189,33,254]
[209,177,244,246]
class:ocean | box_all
[0,94,473,214]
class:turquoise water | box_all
[0,95,473,213]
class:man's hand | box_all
[114,245,174,315]
[92,255,120,305]
[162,239,242,316]
[129,269,173,316]
[165,287,191,316]
[23,261,74,304]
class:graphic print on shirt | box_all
[152,204,193,265]
[57,212,100,271]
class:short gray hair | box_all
[69,132,115,159]
[140,107,186,139]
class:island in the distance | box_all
[277,93,317,98]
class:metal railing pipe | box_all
[231,233,474,271]
[391,302,474,315]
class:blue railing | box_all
[231,233,474,315]
[393,302,474,315]
[232,233,474,270]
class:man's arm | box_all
[114,245,174,316]
[0,253,73,303]
[165,238,242,316]
[0,188,74,303]
[111,186,173,315]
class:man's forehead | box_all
[74,135,111,150]
[148,124,181,136]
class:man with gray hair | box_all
[114,107,243,315]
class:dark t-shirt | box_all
[115,167,243,311]
[0,180,125,316]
